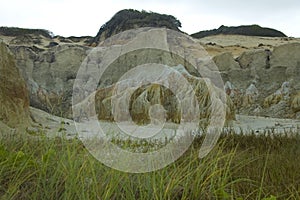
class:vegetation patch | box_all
[0,27,53,38]
[92,9,182,44]
[191,25,287,39]
[0,130,299,199]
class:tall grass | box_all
[0,130,299,199]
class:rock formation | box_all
[73,66,235,127]
[72,28,235,126]
[9,44,88,118]
[291,92,300,114]
[1,17,300,121]
[0,42,31,129]
[236,49,271,69]
[211,43,300,118]
[212,52,240,71]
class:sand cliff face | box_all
[9,44,88,118]
[213,42,300,118]
[1,29,300,120]
[0,42,31,129]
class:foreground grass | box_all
[0,131,299,199]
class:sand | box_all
[29,107,300,140]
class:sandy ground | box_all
[230,115,300,134]
[0,35,88,50]
[197,35,300,57]
[2,34,300,58]
[29,107,300,140]
[198,35,300,48]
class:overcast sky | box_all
[1,0,299,37]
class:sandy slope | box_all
[197,35,300,57]
[2,33,300,58]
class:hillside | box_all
[0,42,31,129]
[191,25,287,39]
[1,9,300,122]
[91,9,182,45]
[196,34,299,57]
[0,26,53,38]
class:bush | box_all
[0,27,53,38]
[191,25,287,38]
[92,9,182,44]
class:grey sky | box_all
[1,0,299,37]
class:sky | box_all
[1,0,300,37]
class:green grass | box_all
[0,130,299,199]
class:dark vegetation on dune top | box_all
[92,9,182,44]
[0,27,53,38]
[191,24,287,38]
[1,10,288,45]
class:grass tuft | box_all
[0,130,299,199]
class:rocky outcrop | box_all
[1,22,300,121]
[291,92,300,113]
[270,43,300,90]
[0,42,31,128]
[270,43,300,68]
[263,81,290,108]
[72,28,235,127]
[74,66,235,127]
[242,83,259,107]
[9,44,88,118]
[212,52,240,71]
[215,42,300,118]
[236,49,271,69]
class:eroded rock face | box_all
[0,42,31,128]
[270,43,300,92]
[3,29,300,120]
[73,65,235,127]
[264,81,290,108]
[217,43,300,118]
[72,28,235,127]
[236,49,270,69]
[291,92,300,113]
[270,43,300,68]
[212,52,240,71]
[10,44,88,118]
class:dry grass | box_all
[0,129,299,199]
